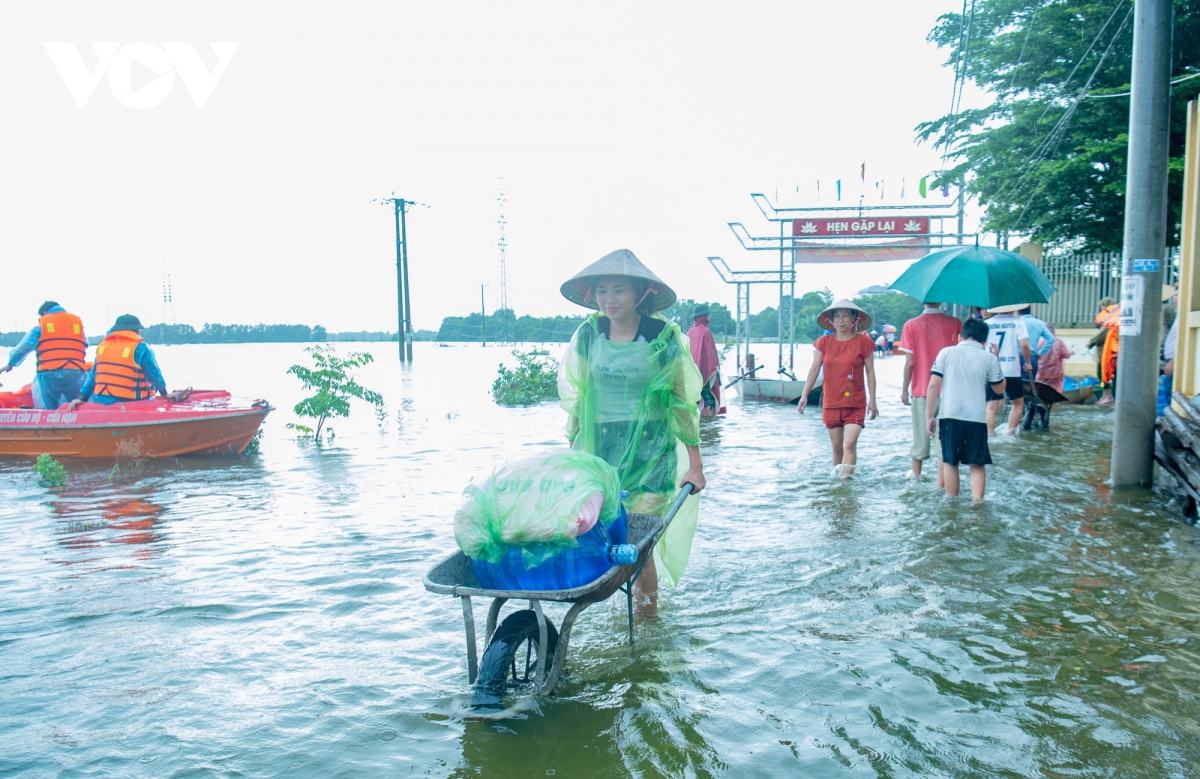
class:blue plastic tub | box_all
[471,504,629,591]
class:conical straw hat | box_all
[560,249,677,311]
[816,299,872,332]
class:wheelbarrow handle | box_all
[659,482,695,536]
[628,483,695,586]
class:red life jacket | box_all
[93,330,153,400]
[36,311,87,371]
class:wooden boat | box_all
[1060,376,1100,404]
[0,388,271,458]
[737,378,807,403]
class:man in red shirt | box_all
[899,302,962,481]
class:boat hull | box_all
[736,378,811,404]
[0,392,270,458]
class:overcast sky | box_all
[2,0,984,333]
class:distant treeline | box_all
[437,310,586,343]
[142,323,329,344]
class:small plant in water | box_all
[34,453,67,487]
[286,345,385,442]
[492,349,560,406]
[242,429,263,457]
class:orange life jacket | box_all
[36,311,87,371]
[93,330,153,400]
[1096,303,1121,329]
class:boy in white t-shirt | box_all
[983,306,1031,435]
[926,317,1007,501]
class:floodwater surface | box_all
[1,342,1198,778]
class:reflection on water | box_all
[0,342,1198,777]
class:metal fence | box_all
[1031,250,1178,329]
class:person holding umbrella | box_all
[798,300,878,478]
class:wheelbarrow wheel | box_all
[472,609,559,711]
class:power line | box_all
[940,0,975,169]
[1007,3,1041,94]
[997,3,1133,213]
[1087,70,1200,98]
[1034,0,1126,123]
[1010,5,1134,232]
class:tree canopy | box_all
[918,0,1200,251]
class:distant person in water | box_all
[69,315,167,408]
[926,317,1007,501]
[798,300,877,479]
[687,303,725,416]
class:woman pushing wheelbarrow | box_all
[424,249,706,711]
[558,249,707,613]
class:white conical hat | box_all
[560,249,677,311]
[816,299,872,332]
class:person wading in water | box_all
[797,300,878,479]
[558,249,706,614]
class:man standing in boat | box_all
[68,315,168,407]
[0,301,89,410]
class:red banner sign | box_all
[792,238,927,263]
[792,216,931,237]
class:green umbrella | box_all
[889,244,1056,309]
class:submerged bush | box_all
[286,345,385,441]
[492,350,560,406]
[34,453,67,487]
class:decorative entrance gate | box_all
[713,193,969,384]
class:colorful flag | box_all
[941,182,951,197]
[860,162,866,181]
[836,180,842,201]
[918,177,928,198]
[900,177,906,198]
[816,180,821,202]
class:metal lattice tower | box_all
[497,180,509,343]
[160,273,176,344]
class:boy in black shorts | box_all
[925,317,1007,501]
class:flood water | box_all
[2,341,1199,778]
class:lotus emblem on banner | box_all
[798,221,818,234]
[902,219,923,232]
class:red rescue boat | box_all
[0,387,271,458]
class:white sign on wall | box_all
[1120,275,1144,336]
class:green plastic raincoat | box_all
[558,313,703,586]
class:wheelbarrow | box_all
[1021,379,1068,431]
[424,484,694,711]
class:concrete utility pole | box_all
[1112,0,1174,487]
[392,200,406,362]
[382,195,421,362]
[400,200,414,362]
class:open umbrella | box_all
[889,244,1055,309]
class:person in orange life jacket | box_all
[0,301,89,409]
[68,315,167,408]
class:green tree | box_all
[286,345,384,441]
[794,289,835,343]
[852,294,925,338]
[918,0,1200,251]
[661,299,734,338]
